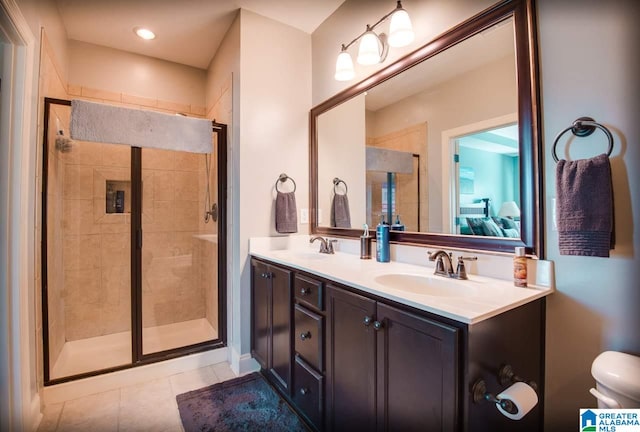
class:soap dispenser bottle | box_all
[376,215,390,263]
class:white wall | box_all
[237,9,311,355]
[317,94,366,228]
[538,0,640,429]
[68,40,206,107]
[205,13,241,367]
[15,0,68,81]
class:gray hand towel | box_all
[556,153,614,257]
[331,193,351,228]
[276,191,297,234]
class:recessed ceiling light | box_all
[134,27,156,40]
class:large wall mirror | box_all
[310,0,542,256]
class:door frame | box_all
[0,0,38,430]
[41,98,228,385]
[441,113,518,233]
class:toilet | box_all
[590,351,640,408]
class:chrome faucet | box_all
[310,236,336,254]
[428,250,477,280]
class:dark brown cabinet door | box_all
[250,260,270,370]
[326,285,376,432]
[250,259,293,395]
[270,264,293,394]
[376,303,459,432]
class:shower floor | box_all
[50,318,218,380]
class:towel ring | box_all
[333,177,348,195]
[275,173,296,193]
[552,117,614,162]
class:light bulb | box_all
[335,50,355,81]
[388,7,414,47]
[134,27,156,40]
[357,29,381,65]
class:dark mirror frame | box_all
[310,0,542,256]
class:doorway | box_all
[41,98,227,384]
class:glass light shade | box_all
[498,201,520,218]
[357,31,382,65]
[335,51,355,81]
[388,9,414,47]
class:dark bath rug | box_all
[176,372,308,432]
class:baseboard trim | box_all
[229,348,259,376]
[28,393,42,432]
[43,347,228,405]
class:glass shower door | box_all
[139,147,219,355]
[43,100,132,381]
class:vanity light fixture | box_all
[334,1,414,81]
[134,27,156,40]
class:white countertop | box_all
[250,238,554,325]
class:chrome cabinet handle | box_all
[373,320,384,331]
[300,387,309,395]
[363,315,373,327]
[300,331,311,340]
[300,287,310,295]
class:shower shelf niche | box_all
[106,180,132,214]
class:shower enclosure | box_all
[41,98,227,383]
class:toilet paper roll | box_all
[496,382,538,420]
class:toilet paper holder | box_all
[472,364,538,413]
[472,379,519,415]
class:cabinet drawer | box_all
[295,274,323,311]
[294,304,323,371]
[293,355,323,430]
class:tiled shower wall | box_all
[45,106,68,364]
[141,149,210,328]
[59,142,218,338]
[367,123,428,231]
[37,34,72,386]
[60,138,132,340]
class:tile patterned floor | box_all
[38,362,237,432]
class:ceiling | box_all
[55,0,346,69]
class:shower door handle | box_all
[211,203,218,222]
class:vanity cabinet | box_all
[250,257,544,432]
[250,259,293,395]
[326,285,459,431]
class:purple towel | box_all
[556,153,614,257]
[275,191,297,234]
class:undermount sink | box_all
[373,273,479,297]
[272,250,328,260]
